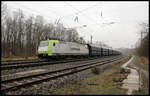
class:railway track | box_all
[1,55,126,94]
[1,59,44,64]
[1,56,110,70]
[1,56,119,80]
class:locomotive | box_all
[37,40,121,59]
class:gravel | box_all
[1,56,114,80]
[1,58,97,75]
[4,57,124,95]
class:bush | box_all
[113,76,126,82]
[91,67,101,74]
[113,77,120,82]
[120,68,126,73]
[120,68,130,74]
[125,69,130,73]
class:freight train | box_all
[37,40,121,59]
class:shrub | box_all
[120,68,131,74]
[91,67,101,74]
[125,69,131,73]
[120,68,126,73]
[113,77,120,82]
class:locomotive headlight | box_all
[38,46,48,52]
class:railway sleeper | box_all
[1,56,125,93]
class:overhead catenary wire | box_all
[64,2,102,40]
[65,2,101,26]
[8,2,103,29]
[7,2,106,26]
[7,2,104,42]
[56,2,102,20]
[64,1,112,42]
[42,2,103,27]
[8,3,72,30]
[34,2,102,25]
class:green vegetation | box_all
[91,67,101,75]
[120,68,130,74]
[127,56,149,95]
[132,72,149,95]
[133,56,148,72]
[52,58,131,95]
[112,68,129,83]
[133,21,149,95]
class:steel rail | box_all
[1,56,112,70]
[1,56,120,82]
[1,59,43,64]
[1,56,126,93]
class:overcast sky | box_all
[4,1,149,49]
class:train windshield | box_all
[39,41,49,47]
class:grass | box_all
[127,55,149,95]
[132,71,149,95]
[91,67,101,74]
[141,56,149,65]
[1,56,38,61]
[127,56,148,71]
[134,56,148,71]
[52,57,131,95]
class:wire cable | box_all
[65,2,101,26]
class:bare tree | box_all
[135,22,149,57]
[1,8,87,58]
[1,2,8,23]
[25,16,34,57]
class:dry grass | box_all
[141,56,149,65]
[133,56,149,72]
[1,56,38,61]
[127,56,149,95]
[52,57,131,95]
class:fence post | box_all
[139,69,142,92]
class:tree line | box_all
[1,3,86,58]
[135,22,149,58]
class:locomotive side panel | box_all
[52,41,89,56]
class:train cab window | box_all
[53,43,56,46]
[40,41,49,47]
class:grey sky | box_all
[4,1,149,49]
